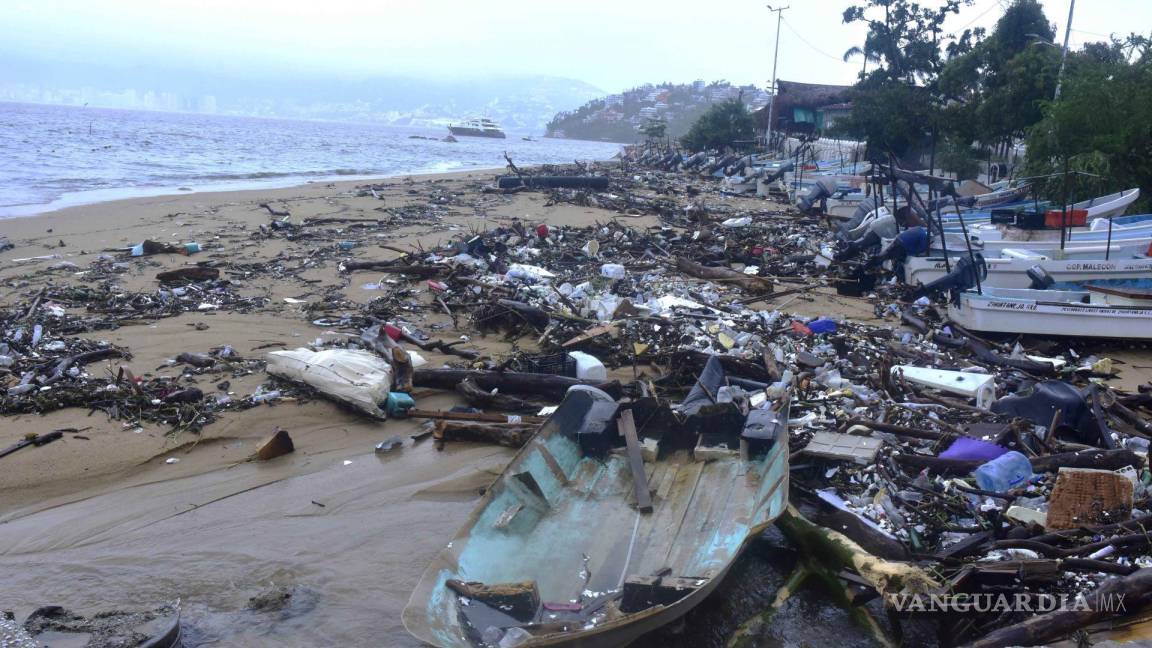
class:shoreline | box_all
[0,164,511,219]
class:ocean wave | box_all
[177,168,383,182]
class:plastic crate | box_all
[513,352,577,378]
[1045,209,1088,228]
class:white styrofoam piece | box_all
[892,365,996,409]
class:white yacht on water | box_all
[447,118,506,139]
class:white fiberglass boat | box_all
[905,252,1152,289]
[948,285,1152,339]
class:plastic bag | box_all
[266,348,392,419]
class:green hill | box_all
[545,80,768,142]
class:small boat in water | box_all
[448,118,507,139]
[948,284,1152,339]
[404,362,791,647]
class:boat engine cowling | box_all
[797,178,839,212]
[912,254,987,300]
[1027,264,1055,289]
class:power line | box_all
[780,16,848,62]
[957,0,1002,31]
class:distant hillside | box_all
[545,81,770,142]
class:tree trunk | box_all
[962,567,1152,648]
[675,257,775,294]
[413,368,622,400]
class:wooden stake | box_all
[619,410,653,513]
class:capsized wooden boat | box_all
[404,367,791,648]
[904,253,1152,289]
[947,286,1152,338]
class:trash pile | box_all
[3,154,1152,645]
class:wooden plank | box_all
[406,409,547,425]
[619,410,653,514]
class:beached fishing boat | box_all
[969,183,1031,209]
[947,285,1152,338]
[936,188,1140,227]
[448,118,506,139]
[404,366,791,648]
[929,226,1152,256]
[964,211,1152,242]
[904,252,1152,289]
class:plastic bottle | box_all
[973,450,1033,492]
[600,264,627,280]
[251,387,282,403]
[567,351,607,381]
[386,392,416,417]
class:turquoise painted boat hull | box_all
[404,387,791,647]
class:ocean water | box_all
[0,102,623,216]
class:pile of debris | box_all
[4,154,1152,646]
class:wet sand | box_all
[2,169,1150,646]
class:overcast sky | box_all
[4,0,1149,92]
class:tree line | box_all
[678,0,1151,207]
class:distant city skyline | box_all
[0,83,218,114]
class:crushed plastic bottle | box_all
[251,386,282,403]
[973,451,1033,492]
[721,216,752,228]
[599,263,627,280]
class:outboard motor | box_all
[765,161,794,183]
[833,262,878,297]
[841,194,884,235]
[1027,264,1055,289]
[797,178,839,213]
[911,254,987,299]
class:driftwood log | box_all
[675,257,775,294]
[340,261,448,276]
[729,505,939,648]
[41,348,130,386]
[456,377,540,412]
[413,368,621,400]
[433,421,538,449]
[495,299,551,329]
[962,567,1152,648]
[841,417,955,442]
[894,449,1143,476]
[673,349,773,383]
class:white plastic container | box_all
[567,351,607,381]
[599,264,627,280]
[505,263,555,283]
[892,365,997,409]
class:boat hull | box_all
[447,126,506,139]
[948,288,1152,338]
[905,256,1152,289]
[403,390,790,648]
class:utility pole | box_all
[765,4,789,154]
[1054,0,1075,101]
